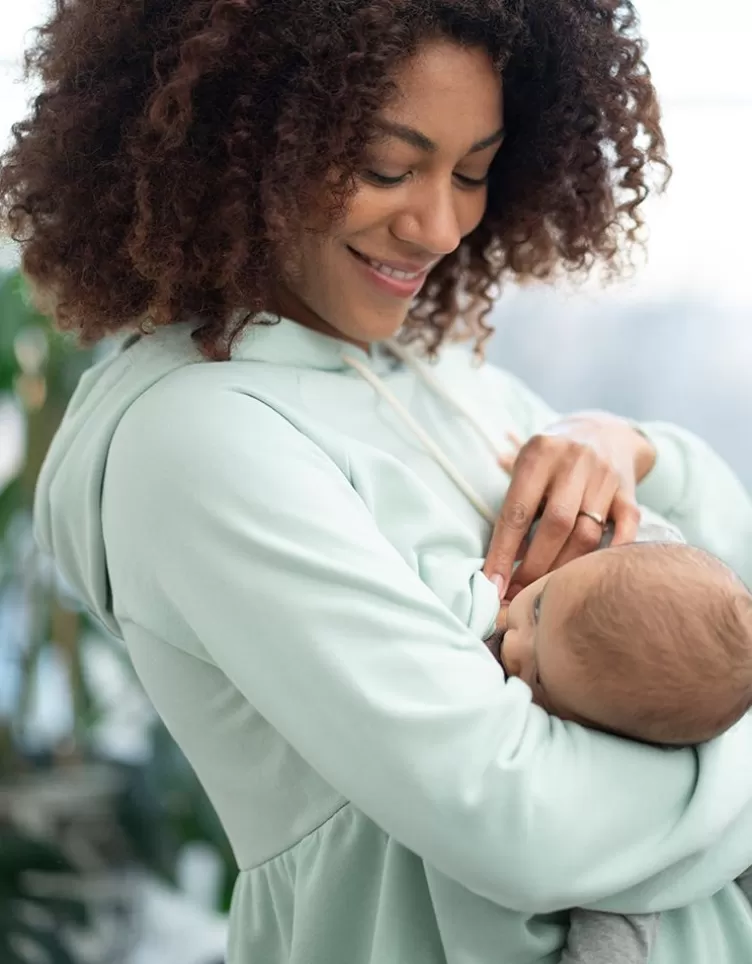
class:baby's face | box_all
[499,543,752,746]
[498,552,608,727]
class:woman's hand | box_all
[483,412,656,600]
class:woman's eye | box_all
[362,169,488,190]
[362,169,409,187]
[454,172,489,189]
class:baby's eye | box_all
[532,593,542,623]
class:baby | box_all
[488,540,752,964]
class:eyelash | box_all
[363,170,488,189]
[363,171,406,187]
[531,596,544,691]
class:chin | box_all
[340,306,411,346]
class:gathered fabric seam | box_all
[237,801,352,872]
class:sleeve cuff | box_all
[469,570,502,641]
[633,421,689,519]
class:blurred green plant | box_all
[120,723,237,910]
[0,271,98,964]
[0,267,97,761]
[0,266,101,962]
[0,830,88,964]
[0,266,236,961]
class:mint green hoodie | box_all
[35,318,752,964]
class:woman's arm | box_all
[103,379,752,916]
[635,421,752,585]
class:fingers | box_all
[506,459,590,594]
[483,441,552,596]
[498,431,523,475]
[485,430,640,600]
[550,475,619,571]
[610,490,641,546]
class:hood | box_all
[33,316,393,635]
[34,325,201,634]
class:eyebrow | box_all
[375,120,505,155]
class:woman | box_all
[3,2,752,963]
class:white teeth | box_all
[365,256,421,281]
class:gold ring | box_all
[578,509,606,528]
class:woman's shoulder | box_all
[112,359,341,500]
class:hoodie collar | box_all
[232,314,399,375]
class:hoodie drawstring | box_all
[342,343,502,525]
[384,339,505,464]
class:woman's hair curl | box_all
[0,0,669,358]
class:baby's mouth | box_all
[484,628,505,666]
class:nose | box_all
[391,180,463,257]
[499,632,524,679]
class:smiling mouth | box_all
[347,247,429,282]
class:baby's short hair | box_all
[561,543,752,746]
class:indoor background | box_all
[1,3,750,963]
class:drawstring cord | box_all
[341,344,500,525]
[384,339,504,464]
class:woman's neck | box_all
[268,286,370,352]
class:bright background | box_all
[484,2,752,483]
[0,3,750,962]
[5,1,750,478]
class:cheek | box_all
[341,182,486,243]
[278,232,325,294]
[291,182,385,268]
[339,184,396,239]
[459,189,488,237]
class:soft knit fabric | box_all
[35,318,752,964]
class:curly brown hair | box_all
[0,0,669,359]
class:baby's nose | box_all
[494,604,509,633]
[499,633,523,678]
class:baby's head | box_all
[498,543,752,746]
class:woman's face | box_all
[273,39,505,348]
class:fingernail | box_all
[490,574,506,598]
